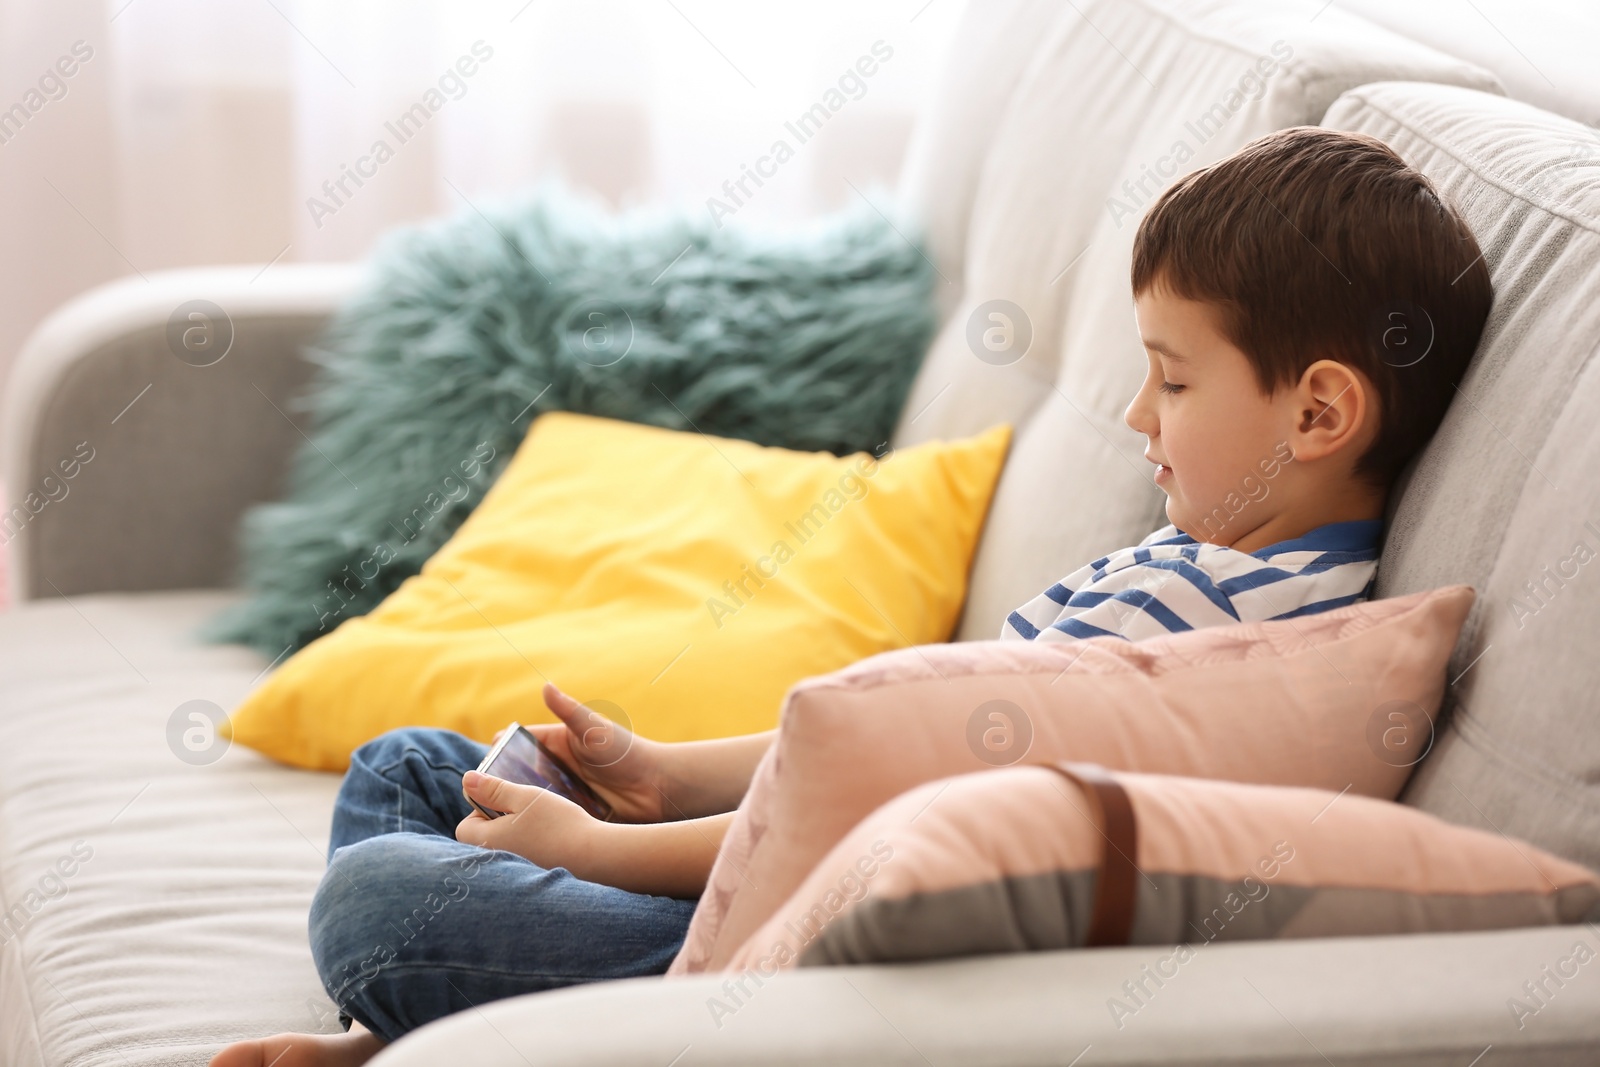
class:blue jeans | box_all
[308,727,698,1043]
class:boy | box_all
[212,126,1492,1066]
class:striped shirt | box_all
[1000,520,1383,643]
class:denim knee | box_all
[308,833,486,1039]
[330,727,489,860]
[350,726,463,770]
[308,836,400,1005]
[307,831,698,1043]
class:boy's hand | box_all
[455,770,612,872]
[457,769,733,898]
[518,683,669,823]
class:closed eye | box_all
[1158,381,1185,395]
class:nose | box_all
[1124,373,1157,438]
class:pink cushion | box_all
[722,766,1600,972]
[670,585,1475,974]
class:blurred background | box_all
[2,0,1594,613]
[0,0,963,394]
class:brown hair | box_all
[1131,126,1492,490]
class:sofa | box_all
[4,1,1599,1064]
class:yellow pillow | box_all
[228,412,1012,770]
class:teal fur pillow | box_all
[208,188,936,658]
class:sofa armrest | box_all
[370,926,1600,1066]
[2,264,364,602]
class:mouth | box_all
[1145,453,1173,484]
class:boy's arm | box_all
[532,684,773,822]
[458,771,735,898]
[656,730,775,820]
[581,812,736,897]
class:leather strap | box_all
[1046,762,1139,947]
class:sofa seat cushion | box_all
[0,592,340,1067]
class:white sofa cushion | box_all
[1322,81,1600,868]
[366,925,1600,1067]
[891,0,1502,640]
[1331,0,1600,123]
[0,593,341,1065]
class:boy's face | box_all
[1125,286,1294,546]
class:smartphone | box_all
[469,723,614,822]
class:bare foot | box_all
[209,1020,386,1067]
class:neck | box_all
[1220,481,1386,554]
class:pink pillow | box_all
[722,765,1600,973]
[670,585,1475,974]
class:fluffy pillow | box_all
[207,191,938,659]
[719,766,1600,977]
[670,585,1475,974]
[226,412,1011,770]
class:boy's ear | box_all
[1289,359,1374,463]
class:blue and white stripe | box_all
[1000,520,1383,644]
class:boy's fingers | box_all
[544,684,612,741]
[542,682,587,726]
[543,683,633,768]
[455,811,489,847]
[462,770,532,817]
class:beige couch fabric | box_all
[1324,82,1600,868]
[1,265,359,604]
[372,925,1600,1067]
[0,593,341,1066]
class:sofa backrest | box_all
[1324,82,1600,867]
[891,0,1501,640]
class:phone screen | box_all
[475,726,613,821]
